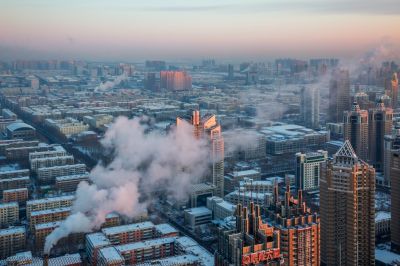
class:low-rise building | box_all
[86,232,112,265]
[206,196,236,220]
[102,222,155,245]
[30,207,71,230]
[37,164,86,184]
[26,195,75,219]
[184,207,212,230]
[6,122,36,140]
[30,155,74,173]
[55,174,89,193]
[98,246,124,266]
[0,169,29,179]
[0,226,26,259]
[45,117,89,137]
[0,176,30,194]
[0,202,19,227]
[2,188,28,204]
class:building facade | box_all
[177,111,224,197]
[268,185,320,266]
[391,150,400,253]
[295,150,328,191]
[320,141,375,265]
[343,102,369,161]
[368,100,393,171]
[300,86,320,129]
[329,69,351,123]
[215,202,283,266]
[160,71,192,91]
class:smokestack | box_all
[44,254,49,266]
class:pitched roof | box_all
[335,140,357,159]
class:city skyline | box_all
[1,0,400,61]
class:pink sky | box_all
[1,0,399,61]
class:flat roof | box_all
[0,202,19,209]
[27,195,75,206]
[0,226,25,236]
[35,221,61,230]
[30,207,71,217]
[155,224,178,235]
[86,232,111,248]
[184,207,212,216]
[98,246,124,262]
[102,221,154,235]
[116,237,176,253]
[55,173,89,181]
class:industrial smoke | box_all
[94,73,128,92]
[44,116,209,253]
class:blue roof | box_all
[6,122,35,132]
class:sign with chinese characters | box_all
[242,248,280,265]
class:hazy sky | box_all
[1,0,400,61]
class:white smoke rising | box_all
[239,88,289,121]
[44,116,209,254]
[340,41,400,76]
[94,74,128,92]
[224,129,261,156]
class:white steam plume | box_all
[94,74,128,92]
[224,129,261,156]
[44,116,209,253]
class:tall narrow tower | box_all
[385,73,399,109]
[343,102,369,161]
[177,111,224,197]
[320,141,375,266]
[368,100,393,171]
[391,150,400,253]
[301,86,320,129]
[329,69,351,123]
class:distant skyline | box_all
[1,0,400,62]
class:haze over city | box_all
[1,0,400,61]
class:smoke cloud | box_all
[44,116,209,253]
[94,74,128,92]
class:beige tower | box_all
[343,102,369,161]
[177,111,224,197]
[320,140,375,266]
[385,73,398,109]
[391,150,400,253]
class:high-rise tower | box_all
[384,128,400,186]
[300,86,320,129]
[343,102,369,161]
[368,100,393,171]
[215,202,283,266]
[385,73,399,109]
[320,141,375,265]
[329,69,351,123]
[268,185,320,265]
[177,111,224,197]
[391,150,400,253]
[295,150,328,191]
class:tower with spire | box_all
[320,140,375,265]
